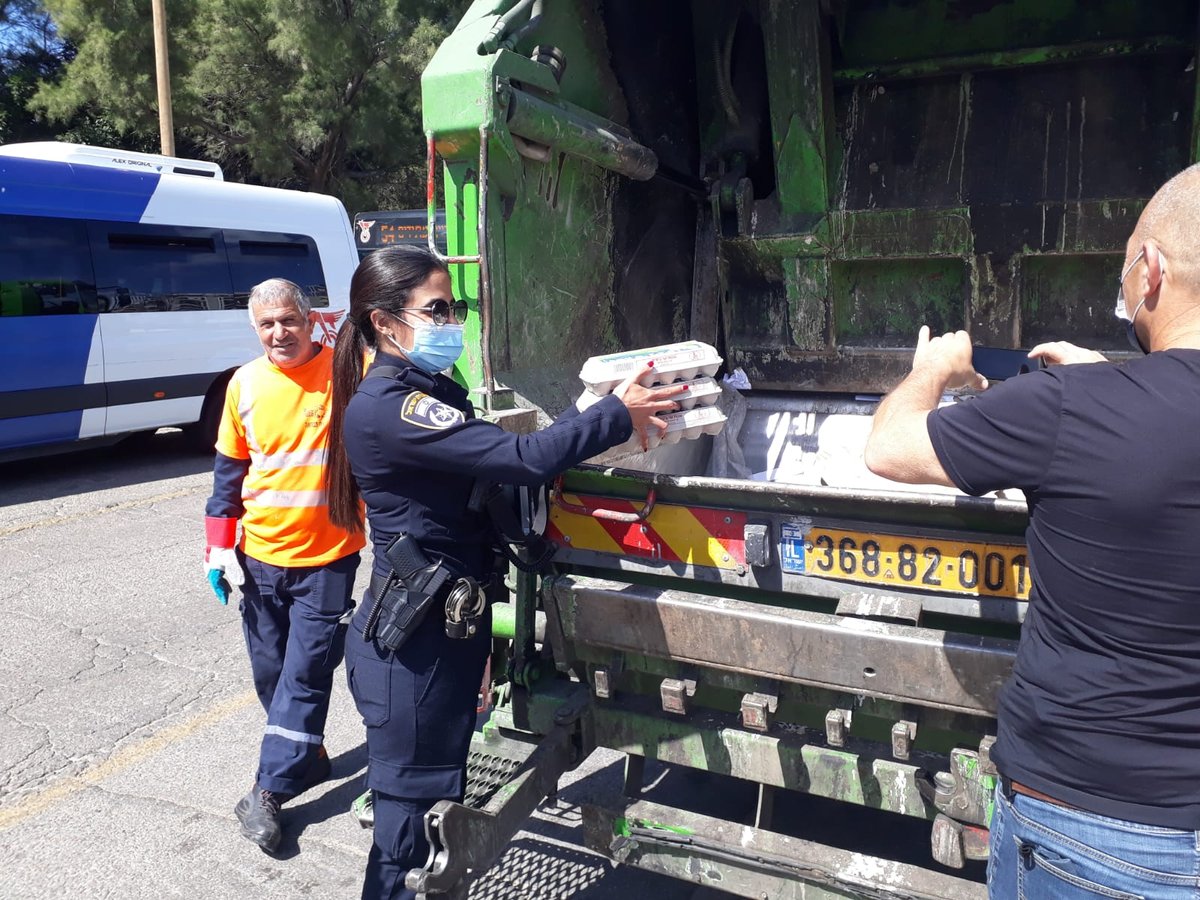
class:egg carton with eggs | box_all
[670,375,722,410]
[578,341,723,395]
[618,404,728,453]
[575,374,721,414]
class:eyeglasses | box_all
[399,298,469,326]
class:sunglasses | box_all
[399,298,469,326]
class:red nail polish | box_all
[647,360,655,368]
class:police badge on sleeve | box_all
[400,392,466,430]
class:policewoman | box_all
[324,245,685,899]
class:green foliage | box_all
[1,0,58,142]
[1,48,50,143]
[0,2,159,150]
[33,0,462,208]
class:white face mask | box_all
[1115,249,1151,354]
[1115,249,1145,321]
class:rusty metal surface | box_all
[582,799,987,899]
[551,575,1015,715]
[740,691,778,733]
[703,0,1195,392]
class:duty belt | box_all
[362,534,489,649]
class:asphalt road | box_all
[0,430,736,900]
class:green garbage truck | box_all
[406,1,1196,896]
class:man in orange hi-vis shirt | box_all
[204,278,365,854]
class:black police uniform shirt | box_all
[927,349,1200,829]
[342,351,632,583]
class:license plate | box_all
[780,525,1030,600]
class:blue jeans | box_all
[988,784,1200,899]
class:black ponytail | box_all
[327,316,368,533]
[325,246,450,533]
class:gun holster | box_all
[366,534,453,652]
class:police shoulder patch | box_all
[400,392,466,431]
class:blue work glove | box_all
[208,570,230,605]
[205,546,244,605]
[204,517,243,605]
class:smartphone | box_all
[971,347,1042,382]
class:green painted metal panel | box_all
[444,163,483,391]
[833,259,967,347]
[762,0,833,221]
[425,0,1198,396]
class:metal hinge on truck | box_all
[404,688,590,899]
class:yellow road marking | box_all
[0,690,257,831]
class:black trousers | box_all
[345,599,491,900]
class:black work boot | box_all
[235,786,284,853]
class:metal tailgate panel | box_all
[549,575,1014,716]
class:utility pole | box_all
[150,0,175,156]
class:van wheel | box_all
[188,373,232,453]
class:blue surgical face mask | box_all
[387,321,464,374]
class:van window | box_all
[90,223,235,312]
[0,214,98,316]
[226,232,329,308]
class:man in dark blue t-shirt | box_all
[865,164,1200,899]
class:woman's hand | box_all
[614,362,690,450]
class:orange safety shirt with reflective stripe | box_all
[216,346,365,567]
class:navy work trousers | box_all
[344,599,491,900]
[239,550,359,796]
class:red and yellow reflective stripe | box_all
[548,493,746,570]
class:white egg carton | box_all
[575,375,722,414]
[619,404,728,453]
[670,375,722,410]
[579,341,723,394]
